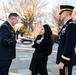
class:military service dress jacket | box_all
[56,19,76,66]
[0,21,16,60]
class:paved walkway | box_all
[9,43,76,75]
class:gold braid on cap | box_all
[60,8,73,13]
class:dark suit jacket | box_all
[56,19,76,66]
[0,21,16,60]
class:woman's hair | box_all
[43,24,53,45]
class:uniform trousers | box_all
[60,65,72,75]
[0,60,12,75]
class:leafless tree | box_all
[48,5,63,33]
[1,0,47,33]
[72,10,76,20]
[46,5,62,43]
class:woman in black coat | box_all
[29,24,53,75]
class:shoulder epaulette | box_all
[3,24,8,26]
[1,24,8,27]
[69,21,76,24]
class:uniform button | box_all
[8,42,10,43]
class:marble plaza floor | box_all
[9,43,76,75]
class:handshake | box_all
[16,38,32,45]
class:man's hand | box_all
[58,62,64,69]
[16,39,21,44]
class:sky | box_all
[0,0,76,24]
[0,0,76,12]
[46,0,76,12]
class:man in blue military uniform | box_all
[56,5,76,75]
[0,13,21,75]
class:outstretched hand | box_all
[16,39,21,44]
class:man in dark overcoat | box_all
[0,13,21,75]
[56,5,76,75]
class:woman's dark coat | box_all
[29,35,53,74]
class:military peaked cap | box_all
[59,5,74,15]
